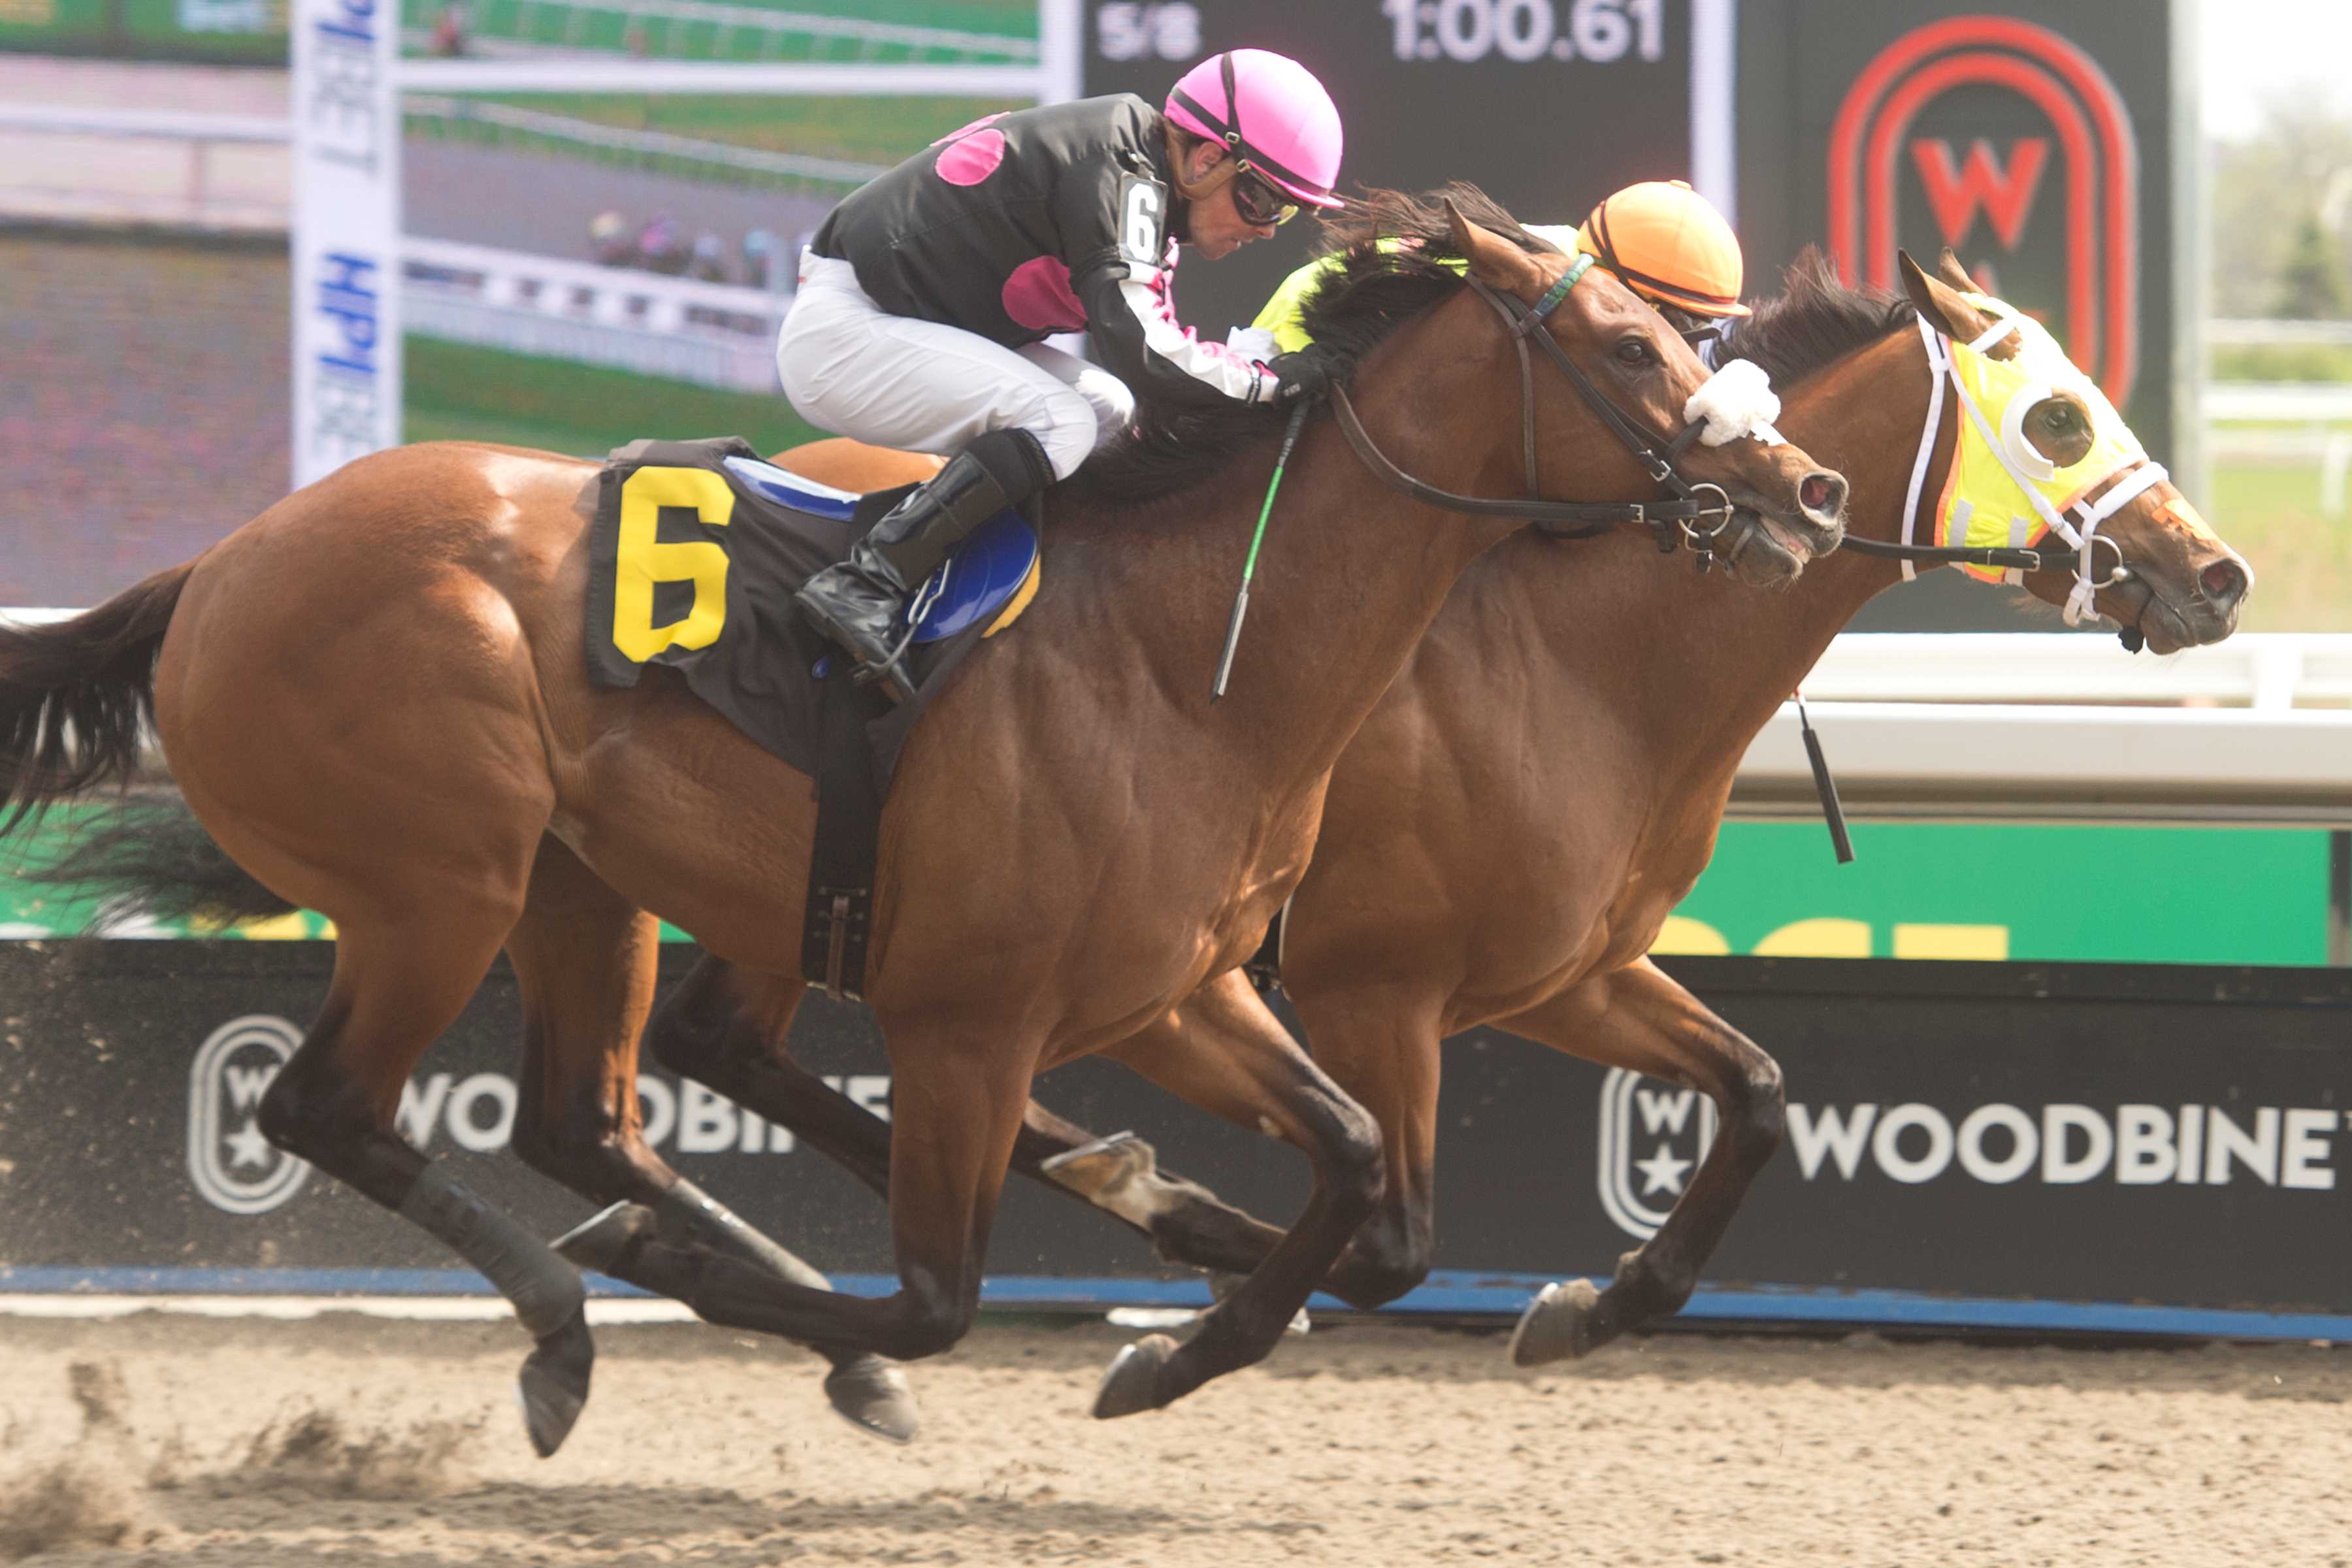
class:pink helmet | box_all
[1165,48,1344,210]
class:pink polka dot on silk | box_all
[1001,255,1087,333]
[935,129,1007,186]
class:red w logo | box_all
[1910,137,2050,250]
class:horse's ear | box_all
[1936,248,1978,291]
[1899,249,2001,345]
[1446,196,1543,296]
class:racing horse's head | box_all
[1439,200,1848,587]
[1899,249,2251,653]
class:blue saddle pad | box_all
[903,508,1038,644]
[723,454,1039,647]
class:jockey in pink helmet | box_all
[782,48,1345,700]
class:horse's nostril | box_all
[2200,559,2248,608]
[1799,472,1844,517]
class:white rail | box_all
[1737,704,2352,825]
[394,58,1047,94]
[2209,318,2352,348]
[402,235,787,391]
[0,105,290,231]
[402,95,887,188]
[406,0,1040,60]
[2204,383,2352,422]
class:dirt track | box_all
[1,1313,2348,1565]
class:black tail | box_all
[27,789,296,932]
[0,562,197,838]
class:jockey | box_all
[780,49,1346,699]
[1248,178,1748,357]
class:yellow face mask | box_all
[1903,291,2168,623]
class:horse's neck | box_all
[1037,312,1529,789]
[1478,329,1927,811]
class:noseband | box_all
[1326,256,1750,570]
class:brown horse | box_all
[660,250,2251,1365]
[0,195,1842,1454]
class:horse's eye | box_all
[1613,337,1653,367]
[2044,404,2076,431]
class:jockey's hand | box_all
[1266,349,1334,405]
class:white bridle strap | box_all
[2060,461,2169,625]
[1898,315,1950,584]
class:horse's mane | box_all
[1718,248,1919,390]
[1063,182,1556,512]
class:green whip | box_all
[1211,399,1313,701]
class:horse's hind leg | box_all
[257,913,595,1457]
[1496,956,1785,1366]
[500,838,918,1443]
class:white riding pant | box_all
[777,251,1134,482]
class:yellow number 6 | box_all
[613,466,734,663]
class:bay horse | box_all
[660,249,2251,1368]
[0,194,1843,1454]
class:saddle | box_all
[584,436,1039,778]
[583,436,1043,1002]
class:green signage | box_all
[1,815,2335,966]
[1661,823,2336,966]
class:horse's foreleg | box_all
[500,841,919,1443]
[613,1021,1037,1367]
[1090,969,1383,1418]
[1495,956,1785,1366]
[258,913,595,1459]
[654,956,1281,1258]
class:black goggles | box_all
[1230,169,1299,229]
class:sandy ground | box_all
[1,1313,2349,1566]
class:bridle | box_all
[1835,311,2163,650]
[1325,255,1761,573]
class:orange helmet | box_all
[1576,180,1750,319]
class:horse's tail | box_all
[26,789,297,932]
[0,561,197,839]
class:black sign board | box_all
[1079,0,1701,346]
[1733,0,2188,631]
[5,943,2347,1337]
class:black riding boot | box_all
[794,429,1050,702]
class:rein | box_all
[1327,261,1746,568]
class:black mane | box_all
[1063,182,1555,511]
[1717,248,1918,389]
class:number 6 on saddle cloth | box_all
[584,436,1041,1003]
[584,436,1039,780]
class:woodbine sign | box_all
[4,943,2348,1337]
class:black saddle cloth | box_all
[581,435,1009,786]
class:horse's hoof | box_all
[1207,1270,1310,1337]
[1039,1130,1153,1200]
[1090,1333,1179,1420]
[1509,1278,1603,1368]
[824,1355,919,1445]
[552,1200,654,1276]
[515,1306,595,1458]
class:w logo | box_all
[186,1015,311,1215]
[1912,138,2049,252]
[1827,15,2140,406]
[1596,1068,1717,1240]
